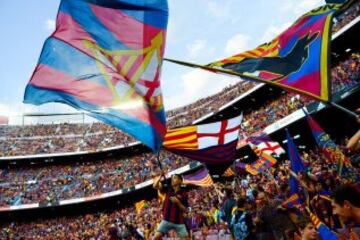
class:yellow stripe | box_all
[164,142,198,150]
[121,56,138,76]
[164,133,197,144]
[320,14,332,102]
[165,126,197,137]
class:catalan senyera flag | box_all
[244,152,277,175]
[208,4,343,102]
[163,114,243,164]
[24,0,168,151]
[135,200,147,214]
[222,167,235,177]
[305,111,351,176]
[183,167,214,187]
[247,133,285,157]
[309,211,339,240]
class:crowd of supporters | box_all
[1,145,359,239]
[0,151,191,207]
[0,3,360,238]
[332,1,360,33]
[0,50,359,157]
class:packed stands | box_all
[0,151,191,207]
[1,147,358,239]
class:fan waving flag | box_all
[23,0,168,152]
[183,167,214,187]
[163,114,243,164]
[305,111,351,175]
[208,4,343,102]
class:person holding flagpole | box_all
[152,172,189,239]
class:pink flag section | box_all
[0,116,8,125]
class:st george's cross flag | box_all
[24,0,169,152]
[247,133,285,157]
[163,114,243,164]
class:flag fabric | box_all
[281,193,303,210]
[0,116,8,125]
[135,200,147,214]
[309,211,339,240]
[223,167,235,177]
[183,167,214,187]
[286,129,305,194]
[208,4,343,102]
[163,114,243,164]
[23,0,169,152]
[305,111,350,175]
[244,152,277,175]
[247,133,285,157]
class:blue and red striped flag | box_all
[244,152,277,175]
[286,129,305,194]
[305,111,351,175]
[24,0,168,152]
[281,193,303,209]
[183,167,214,187]
[163,114,243,164]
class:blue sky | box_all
[0,0,324,122]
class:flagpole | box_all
[157,148,163,171]
[164,58,359,119]
[327,102,358,118]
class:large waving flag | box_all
[247,133,285,157]
[163,114,243,164]
[208,4,343,101]
[305,111,351,176]
[23,0,168,151]
[183,167,214,187]
[286,129,305,194]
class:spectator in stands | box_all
[255,190,296,240]
[295,218,319,240]
[331,183,360,239]
[153,173,189,239]
[332,183,360,225]
[220,188,237,231]
[230,197,254,240]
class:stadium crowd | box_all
[0,50,359,157]
[332,0,360,33]
[1,145,359,239]
[0,151,191,207]
[0,2,360,239]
